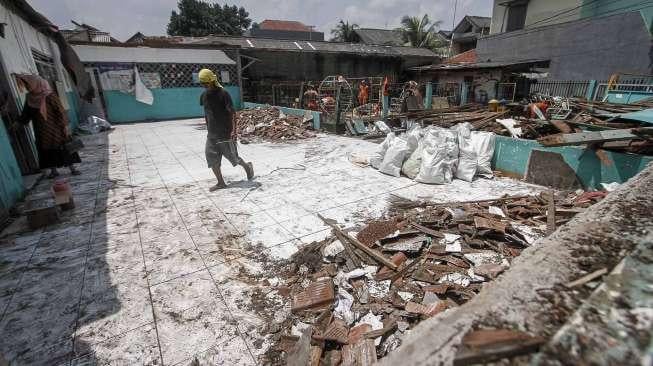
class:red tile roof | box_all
[259,20,312,32]
[445,49,477,64]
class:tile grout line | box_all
[69,133,113,361]
[136,133,258,365]
[0,231,42,324]
[149,127,243,236]
[121,128,166,365]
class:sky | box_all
[27,0,493,42]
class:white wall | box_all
[490,0,583,34]
[427,69,503,101]
[0,2,75,111]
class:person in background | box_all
[198,68,253,191]
[14,74,80,178]
[303,83,319,111]
[358,79,370,106]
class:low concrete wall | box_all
[103,86,241,124]
[381,162,653,365]
[492,136,653,189]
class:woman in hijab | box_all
[15,74,81,178]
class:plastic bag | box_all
[415,127,458,184]
[79,115,113,134]
[405,124,423,153]
[374,120,392,134]
[454,123,477,182]
[369,132,395,169]
[471,131,495,179]
[379,137,410,177]
[401,139,423,179]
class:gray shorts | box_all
[205,138,240,168]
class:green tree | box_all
[397,15,445,50]
[330,20,359,42]
[167,0,251,37]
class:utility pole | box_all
[448,0,458,57]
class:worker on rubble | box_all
[198,68,254,191]
[358,79,370,106]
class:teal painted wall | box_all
[581,0,653,32]
[66,91,80,130]
[492,136,653,189]
[242,102,322,129]
[0,118,24,211]
[103,86,241,124]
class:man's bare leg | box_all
[209,164,228,191]
[237,158,254,180]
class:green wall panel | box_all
[0,118,24,211]
[492,136,653,189]
[103,86,241,124]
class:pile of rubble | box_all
[380,97,653,155]
[237,107,316,142]
[264,191,606,365]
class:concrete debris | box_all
[236,107,316,142]
[265,192,607,364]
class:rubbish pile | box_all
[264,191,605,365]
[236,107,316,142]
[379,97,653,155]
[368,123,495,184]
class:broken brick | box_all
[474,264,505,279]
[376,252,407,279]
[347,324,372,344]
[291,280,335,312]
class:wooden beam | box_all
[318,214,398,270]
[538,127,653,147]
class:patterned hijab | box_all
[16,74,52,119]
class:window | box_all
[506,4,528,32]
[31,50,58,83]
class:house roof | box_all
[72,44,236,65]
[354,28,404,46]
[180,35,438,57]
[438,30,453,39]
[453,15,491,33]
[444,49,477,64]
[410,58,548,72]
[259,20,312,32]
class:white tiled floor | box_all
[0,118,544,365]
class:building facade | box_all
[481,0,652,80]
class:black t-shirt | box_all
[200,87,234,140]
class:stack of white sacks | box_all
[369,123,496,184]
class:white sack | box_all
[379,137,410,177]
[401,140,423,179]
[405,124,423,153]
[370,133,395,169]
[454,123,477,182]
[415,127,459,184]
[496,118,522,138]
[471,131,495,179]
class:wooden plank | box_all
[565,267,608,288]
[538,127,653,147]
[318,214,398,270]
[546,190,556,235]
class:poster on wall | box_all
[140,73,161,89]
[98,64,161,92]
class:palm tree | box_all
[398,15,444,50]
[330,20,359,42]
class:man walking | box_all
[198,68,253,191]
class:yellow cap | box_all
[198,68,216,83]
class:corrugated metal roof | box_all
[72,44,236,64]
[411,58,547,71]
[183,35,437,57]
[354,28,404,46]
